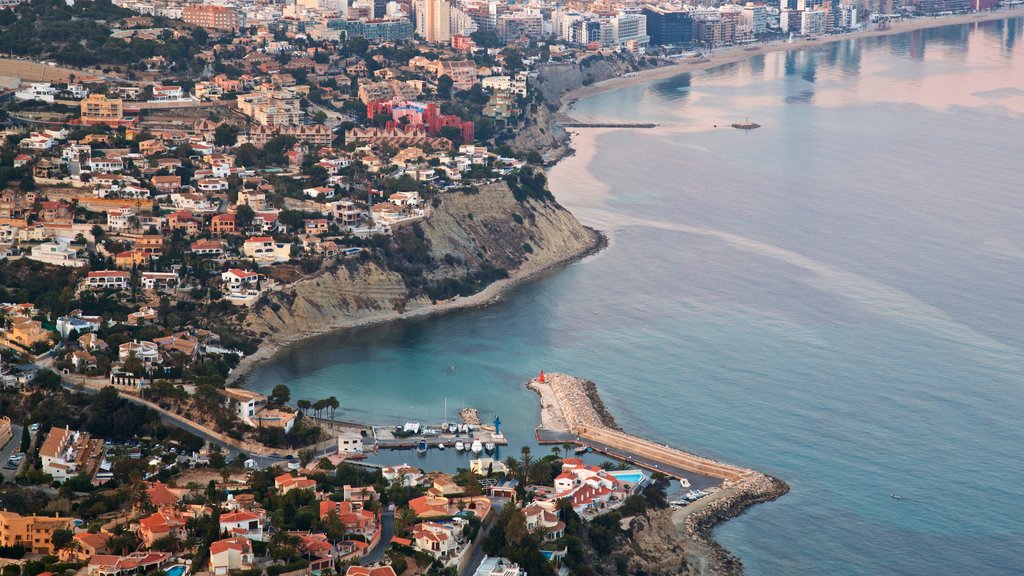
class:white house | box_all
[303,186,335,199]
[28,242,87,267]
[221,268,258,294]
[209,537,253,576]
[242,237,291,263]
[14,83,56,103]
[218,511,265,541]
[80,271,130,291]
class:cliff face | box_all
[243,181,600,344]
[513,56,652,160]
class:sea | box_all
[247,17,1024,575]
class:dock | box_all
[370,424,508,451]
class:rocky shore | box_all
[531,373,789,575]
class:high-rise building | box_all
[416,0,451,43]
[642,6,693,46]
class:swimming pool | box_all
[165,565,186,576]
[609,471,647,485]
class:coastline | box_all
[228,227,608,385]
[528,373,789,575]
[557,7,1024,116]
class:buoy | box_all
[539,370,545,383]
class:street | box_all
[360,509,394,565]
[0,423,24,483]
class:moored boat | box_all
[416,439,428,454]
[455,441,465,452]
[484,442,496,452]
[470,440,483,454]
[438,442,446,451]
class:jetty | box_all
[558,122,658,129]
[528,372,763,485]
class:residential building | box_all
[210,213,237,237]
[416,0,451,43]
[87,552,170,576]
[80,94,124,125]
[182,4,241,30]
[221,387,268,421]
[118,340,161,367]
[80,271,130,291]
[0,511,74,554]
[275,473,318,494]
[473,557,525,576]
[411,520,464,561]
[140,272,179,292]
[219,511,265,541]
[7,318,51,348]
[39,426,106,482]
[138,511,187,548]
[243,236,291,263]
[27,242,87,267]
[191,239,226,256]
[209,537,254,576]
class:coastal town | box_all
[0,0,1020,574]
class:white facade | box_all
[28,242,87,267]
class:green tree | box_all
[437,74,454,99]
[270,384,291,405]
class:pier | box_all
[529,373,752,484]
[558,122,659,129]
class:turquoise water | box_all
[248,17,1024,575]
[608,471,647,485]
[165,565,186,576]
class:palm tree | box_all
[551,446,561,458]
[394,506,418,537]
[297,399,311,415]
[519,446,534,484]
[328,396,340,421]
[504,456,521,481]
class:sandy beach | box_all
[559,7,1024,114]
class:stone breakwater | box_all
[679,473,790,575]
[529,373,752,483]
[529,372,621,432]
[529,373,789,575]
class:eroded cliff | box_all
[241,179,601,347]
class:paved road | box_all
[461,500,507,575]
[0,424,23,483]
[360,509,394,565]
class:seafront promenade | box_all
[529,372,753,484]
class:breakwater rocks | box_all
[682,473,790,575]
[530,373,789,575]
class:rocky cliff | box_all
[512,55,657,161]
[617,475,790,576]
[240,180,601,351]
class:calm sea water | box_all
[248,18,1024,575]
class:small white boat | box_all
[441,422,450,432]
[484,442,496,452]
[470,440,483,454]
[679,478,691,488]
[438,443,446,451]
[455,441,465,452]
[416,439,428,454]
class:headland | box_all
[529,373,788,575]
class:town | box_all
[0,0,1013,574]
